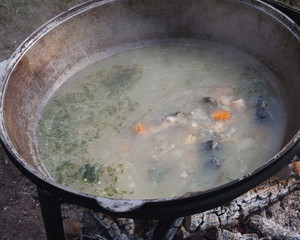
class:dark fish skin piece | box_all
[255,95,270,122]
[255,108,270,121]
[202,96,218,108]
[202,140,222,152]
[161,112,184,123]
[201,140,223,170]
[204,157,222,169]
[255,95,266,107]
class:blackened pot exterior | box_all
[0,0,299,219]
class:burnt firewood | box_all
[64,217,83,238]
[247,214,300,239]
[184,176,300,232]
[91,212,133,240]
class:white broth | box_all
[37,44,286,199]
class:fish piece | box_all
[255,95,271,122]
[149,112,185,133]
[230,99,245,109]
[161,111,184,123]
[219,96,233,106]
[202,96,218,108]
[255,108,270,121]
[255,95,266,107]
[202,140,222,152]
[204,157,222,169]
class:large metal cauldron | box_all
[0,0,299,239]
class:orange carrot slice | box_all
[135,123,146,135]
[213,110,231,120]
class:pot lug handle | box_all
[0,59,9,86]
[96,197,145,213]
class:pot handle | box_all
[0,59,9,92]
[0,59,8,77]
[95,197,145,213]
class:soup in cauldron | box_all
[37,44,286,199]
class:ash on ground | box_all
[61,176,299,240]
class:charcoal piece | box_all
[204,158,222,169]
[202,96,218,108]
[202,140,222,152]
[80,235,108,240]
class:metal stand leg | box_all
[37,187,65,240]
[152,218,182,240]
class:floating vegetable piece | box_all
[204,157,222,169]
[161,111,184,123]
[149,112,185,133]
[213,110,231,120]
[135,123,146,135]
[202,140,222,152]
[185,134,198,145]
[202,96,218,108]
[79,163,101,183]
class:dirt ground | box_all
[0,2,87,240]
[0,1,299,240]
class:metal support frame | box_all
[37,187,65,240]
[152,218,178,240]
[261,0,300,26]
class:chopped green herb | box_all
[79,163,102,183]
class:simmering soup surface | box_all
[37,44,286,199]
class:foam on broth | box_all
[37,44,286,199]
